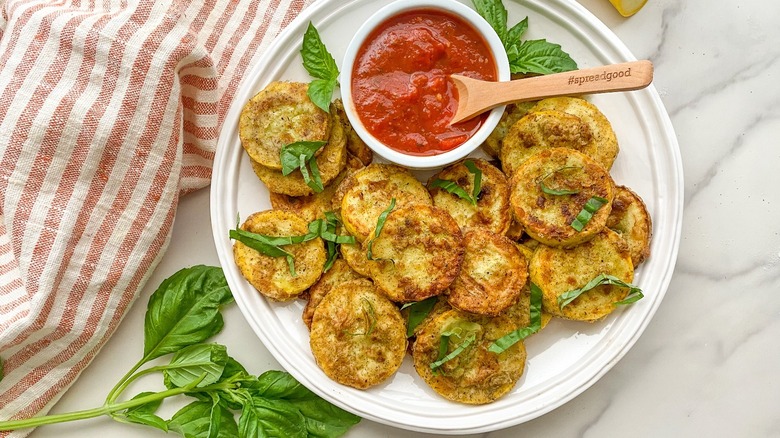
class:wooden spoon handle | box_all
[451,60,653,123]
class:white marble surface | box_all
[32,0,780,436]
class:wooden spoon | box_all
[450,60,653,124]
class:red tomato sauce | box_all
[351,9,497,156]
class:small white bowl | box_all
[340,0,510,170]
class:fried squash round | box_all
[239,81,331,169]
[333,98,373,167]
[302,259,365,330]
[531,97,618,170]
[428,159,512,235]
[500,110,593,176]
[412,308,526,404]
[232,210,326,301]
[250,113,347,196]
[483,101,538,158]
[446,228,528,316]
[310,279,407,389]
[530,229,634,322]
[340,163,431,242]
[509,148,615,248]
[607,185,652,266]
[268,170,349,223]
[368,204,464,303]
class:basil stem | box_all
[538,165,581,196]
[570,196,608,231]
[558,273,644,309]
[488,283,543,354]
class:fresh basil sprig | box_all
[301,22,339,113]
[472,0,577,75]
[0,266,361,436]
[558,273,644,309]
[280,140,327,193]
[429,160,483,205]
[489,283,543,354]
[366,198,396,260]
[401,296,438,337]
[571,196,608,231]
[430,330,477,373]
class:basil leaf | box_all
[471,0,507,43]
[403,297,438,337]
[229,229,297,276]
[168,400,238,438]
[430,332,476,372]
[509,39,578,75]
[429,178,475,205]
[506,16,528,47]
[238,396,307,438]
[366,198,396,260]
[489,283,543,353]
[249,370,360,437]
[280,141,326,176]
[301,22,339,113]
[162,344,228,389]
[571,196,608,231]
[463,160,483,202]
[308,78,338,114]
[123,392,168,432]
[558,273,644,309]
[143,266,233,362]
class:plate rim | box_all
[210,0,684,434]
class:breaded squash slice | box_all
[250,113,347,196]
[509,148,615,248]
[607,185,652,266]
[500,110,593,176]
[530,229,634,322]
[339,240,372,277]
[310,279,407,389]
[428,159,512,235]
[232,210,326,301]
[340,163,431,242]
[239,81,331,169]
[333,98,373,167]
[412,308,526,404]
[302,259,365,330]
[483,101,538,158]
[446,228,528,316]
[269,170,349,222]
[505,217,524,241]
[531,97,619,170]
[368,204,464,303]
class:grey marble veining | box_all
[30,1,780,437]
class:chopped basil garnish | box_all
[366,198,396,260]
[429,160,483,205]
[301,22,339,112]
[558,273,644,309]
[429,179,475,205]
[571,196,608,231]
[280,141,327,193]
[488,283,543,354]
[230,212,356,276]
[538,166,581,196]
[343,298,377,337]
[430,331,476,372]
[401,297,438,337]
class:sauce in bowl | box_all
[350,9,498,156]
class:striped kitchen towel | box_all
[0,0,311,434]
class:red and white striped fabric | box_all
[0,0,312,434]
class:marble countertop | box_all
[32,0,780,436]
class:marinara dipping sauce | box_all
[351,9,498,156]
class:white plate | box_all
[210,0,683,434]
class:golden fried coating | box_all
[607,185,652,266]
[302,259,365,330]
